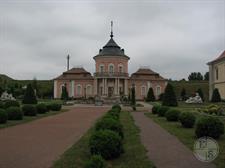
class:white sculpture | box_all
[0,91,16,101]
[185,93,203,104]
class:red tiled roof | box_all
[131,68,166,81]
[208,50,225,64]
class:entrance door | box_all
[108,87,114,97]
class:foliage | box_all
[204,72,209,81]
[112,104,121,112]
[36,103,48,114]
[0,109,7,124]
[6,107,23,120]
[89,130,123,160]
[195,116,224,139]
[157,106,170,117]
[179,112,196,128]
[131,85,136,110]
[85,155,106,168]
[198,104,224,116]
[162,83,178,107]
[146,88,155,102]
[180,88,187,101]
[49,103,62,111]
[165,109,181,121]
[196,88,204,101]
[152,105,161,114]
[95,117,123,138]
[158,93,164,101]
[4,100,20,109]
[22,104,37,116]
[188,72,203,81]
[211,88,221,102]
[61,85,69,100]
[22,83,37,104]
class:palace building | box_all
[54,25,167,101]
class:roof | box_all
[54,68,93,80]
[208,50,225,65]
[94,36,129,59]
[131,68,166,81]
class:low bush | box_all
[112,104,121,112]
[157,106,170,117]
[22,105,37,116]
[179,112,196,128]
[4,100,20,109]
[89,130,123,160]
[152,105,161,114]
[106,109,120,120]
[95,117,123,138]
[165,109,181,121]
[46,104,52,111]
[36,103,48,114]
[0,101,4,108]
[6,107,23,120]
[50,103,62,111]
[85,155,106,168]
[195,116,224,139]
[0,109,7,124]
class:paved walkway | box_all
[0,106,109,168]
[132,112,215,168]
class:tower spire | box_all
[110,21,113,38]
[67,54,70,71]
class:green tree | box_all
[211,88,221,102]
[131,85,136,111]
[204,72,209,81]
[146,87,155,102]
[61,85,68,100]
[32,77,39,97]
[188,72,203,81]
[162,83,178,106]
[197,88,204,101]
[22,83,37,104]
[180,88,186,101]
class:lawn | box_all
[146,102,225,168]
[0,108,67,129]
[53,111,155,168]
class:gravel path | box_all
[132,112,215,168]
[0,106,108,168]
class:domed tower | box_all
[93,22,130,98]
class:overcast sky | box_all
[0,0,224,80]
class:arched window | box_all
[215,67,219,80]
[141,86,146,96]
[108,64,114,73]
[118,64,123,73]
[76,84,82,96]
[156,86,161,96]
[86,85,92,95]
[99,64,104,73]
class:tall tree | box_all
[32,77,39,97]
[22,83,37,104]
[188,72,203,81]
[146,88,155,102]
[197,88,204,101]
[131,85,136,111]
[180,88,186,101]
[61,85,69,100]
[211,88,221,102]
[162,83,178,106]
[204,72,209,81]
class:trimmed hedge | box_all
[4,100,20,109]
[50,103,62,111]
[157,106,170,117]
[95,117,123,138]
[89,130,123,160]
[85,155,106,168]
[179,112,196,128]
[165,109,181,121]
[6,107,23,120]
[112,104,121,112]
[36,103,48,114]
[22,105,37,116]
[0,109,7,124]
[152,105,161,114]
[195,116,224,139]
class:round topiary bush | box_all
[22,104,37,116]
[50,103,62,111]
[179,112,196,128]
[157,106,170,117]
[4,100,20,109]
[0,109,7,124]
[6,107,23,120]
[112,104,121,112]
[106,109,120,120]
[195,116,224,139]
[85,155,106,168]
[36,103,48,114]
[95,117,123,138]
[165,109,181,121]
[89,130,123,160]
[152,105,161,114]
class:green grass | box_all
[145,103,225,168]
[0,109,67,129]
[53,111,155,168]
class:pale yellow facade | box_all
[208,51,225,100]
